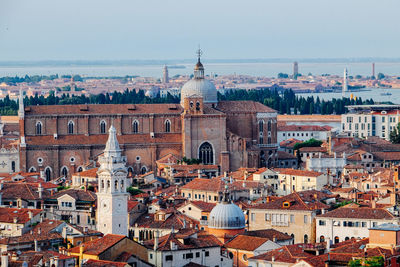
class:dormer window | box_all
[68,120,74,134]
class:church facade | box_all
[18,57,278,180]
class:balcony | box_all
[258,143,278,148]
[271,221,289,226]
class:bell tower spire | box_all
[18,88,24,119]
[96,126,128,236]
[194,47,204,79]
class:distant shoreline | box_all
[1,58,400,67]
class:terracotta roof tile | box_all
[0,207,42,224]
[273,168,324,177]
[69,234,126,255]
[318,207,395,220]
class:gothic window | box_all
[268,120,272,131]
[101,180,104,189]
[68,121,74,134]
[141,166,147,174]
[29,166,37,172]
[45,167,51,181]
[259,120,264,132]
[132,120,139,133]
[36,121,42,135]
[127,167,134,177]
[196,101,200,111]
[61,167,68,177]
[259,132,264,144]
[100,120,106,134]
[165,120,171,133]
[107,180,110,191]
[115,180,118,190]
[121,180,124,190]
[304,234,308,244]
[199,142,213,165]
[11,161,15,173]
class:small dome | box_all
[194,61,204,70]
[181,79,217,105]
[208,202,245,229]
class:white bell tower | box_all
[96,125,129,236]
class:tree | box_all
[377,73,385,80]
[390,123,400,144]
[277,73,289,79]
[293,138,323,150]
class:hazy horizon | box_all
[1,0,399,61]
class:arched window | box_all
[196,101,200,111]
[100,120,106,134]
[121,180,124,191]
[29,166,37,172]
[101,180,105,189]
[259,120,264,132]
[61,166,68,177]
[44,167,52,181]
[115,180,118,190]
[77,166,83,172]
[268,120,272,131]
[11,161,15,173]
[141,166,147,174]
[259,132,264,144]
[334,236,339,244]
[127,167,134,177]
[345,237,350,241]
[107,180,110,191]
[304,234,308,244]
[199,142,213,165]
[320,235,325,243]
[165,120,171,133]
[36,121,42,135]
[68,121,74,134]
[132,120,139,133]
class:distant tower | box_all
[70,76,76,93]
[96,126,129,236]
[162,65,169,84]
[18,88,26,147]
[293,62,299,79]
[372,63,375,79]
[342,68,348,96]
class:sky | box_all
[0,0,399,61]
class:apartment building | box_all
[341,105,400,140]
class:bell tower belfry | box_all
[96,126,129,236]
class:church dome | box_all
[208,202,246,229]
[180,52,217,106]
[181,78,217,105]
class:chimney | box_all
[197,169,201,179]
[28,211,33,219]
[322,208,325,214]
[1,254,8,267]
[371,199,376,209]
[13,217,17,224]
[38,183,43,199]
[273,235,277,242]
[326,237,331,252]
[62,227,67,240]
[79,245,85,267]
[34,239,39,252]
[154,231,159,251]
[38,227,41,235]
[272,256,275,262]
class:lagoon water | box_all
[0,62,399,78]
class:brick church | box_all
[18,56,278,180]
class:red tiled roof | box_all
[278,125,332,131]
[69,234,126,256]
[277,151,296,160]
[0,207,41,224]
[83,259,128,267]
[216,101,276,113]
[249,244,313,263]
[189,201,216,212]
[72,168,98,178]
[318,207,395,220]
[181,177,263,192]
[251,190,330,211]
[49,189,96,202]
[298,147,327,153]
[225,235,269,251]
[279,138,302,148]
[273,168,323,177]
[242,229,292,241]
[26,103,183,115]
